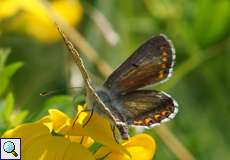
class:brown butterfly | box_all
[57,26,178,141]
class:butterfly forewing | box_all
[116,90,178,127]
[104,34,175,95]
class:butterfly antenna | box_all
[40,86,83,96]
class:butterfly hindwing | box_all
[116,90,178,127]
[104,34,175,94]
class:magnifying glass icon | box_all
[3,141,18,157]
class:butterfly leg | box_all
[72,108,94,128]
[110,124,120,144]
[82,107,94,127]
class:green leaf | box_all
[0,76,8,96]
[4,93,14,118]
[2,62,24,78]
[0,62,23,96]
[0,49,11,69]
[31,95,74,120]
[44,95,73,110]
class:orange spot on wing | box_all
[144,118,154,125]
[162,57,168,62]
[161,111,171,117]
[154,114,162,122]
[162,51,168,57]
[158,70,164,79]
[161,63,167,69]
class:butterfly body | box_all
[94,90,121,119]
[58,26,178,141]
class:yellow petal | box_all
[0,0,21,19]
[0,0,83,42]
[95,134,156,160]
[123,134,156,160]
[52,0,83,26]
[2,122,49,139]
[3,119,95,160]
[45,108,94,148]
[22,0,83,42]
[2,122,51,150]
[68,111,127,154]
[38,115,51,123]
[48,109,71,133]
[68,136,94,148]
[43,109,88,137]
[23,136,95,160]
[38,115,53,132]
[23,13,59,42]
[75,105,89,124]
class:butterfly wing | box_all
[57,26,120,126]
[116,90,178,127]
[103,34,175,94]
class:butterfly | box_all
[57,26,178,141]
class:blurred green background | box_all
[0,0,229,159]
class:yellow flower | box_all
[0,0,21,18]
[0,0,83,43]
[2,105,156,159]
[3,122,95,159]
[94,134,156,160]
[68,105,128,154]
[3,109,95,159]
